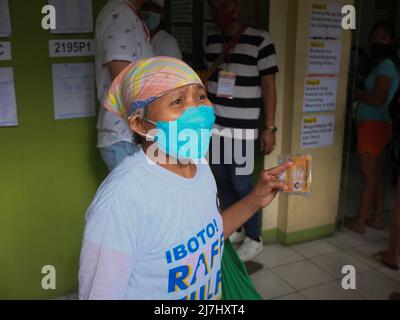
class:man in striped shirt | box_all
[206,0,279,262]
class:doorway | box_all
[337,0,400,229]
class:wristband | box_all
[265,126,278,134]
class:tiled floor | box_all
[249,227,400,300]
[55,226,399,301]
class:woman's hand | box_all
[221,162,292,239]
[250,162,292,209]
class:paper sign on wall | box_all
[310,1,343,39]
[52,63,96,120]
[48,0,93,34]
[0,68,18,127]
[0,0,12,37]
[307,40,342,75]
[0,41,11,60]
[303,77,338,113]
[301,114,335,149]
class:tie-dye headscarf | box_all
[103,56,204,119]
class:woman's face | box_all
[370,26,393,45]
[130,84,213,136]
[147,84,212,122]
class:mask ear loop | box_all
[128,111,157,142]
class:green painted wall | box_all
[262,224,336,246]
[0,0,107,299]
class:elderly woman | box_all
[78,57,291,300]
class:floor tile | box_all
[253,244,305,268]
[274,292,308,300]
[311,251,371,279]
[364,227,389,242]
[250,268,296,300]
[377,267,400,283]
[326,229,372,250]
[356,270,400,300]
[292,239,338,258]
[345,242,388,268]
[300,280,365,300]
[271,260,334,291]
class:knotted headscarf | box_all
[103,56,204,119]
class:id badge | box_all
[216,71,236,99]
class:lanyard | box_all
[122,0,151,41]
[222,23,247,64]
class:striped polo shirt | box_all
[205,26,279,140]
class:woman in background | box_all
[346,22,400,234]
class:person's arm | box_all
[78,207,138,300]
[221,162,291,239]
[356,75,392,107]
[101,9,140,81]
[257,33,279,155]
[79,238,135,300]
[260,74,277,155]
[107,60,131,80]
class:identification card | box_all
[216,71,236,99]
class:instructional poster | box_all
[0,0,12,37]
[310,1,343,39]
[301,114,335,149]
[0,67,18,127]
[303,77,338,113]
[52,63,96,120]
[307,40,342,75]
[48,0,93,34]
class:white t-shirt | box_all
[78,149,224,300]
[151,30,182,60]
[95,0,154,148]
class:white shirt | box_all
[95,0,154,148]
[151,30,182,60]
[79,149,224,300]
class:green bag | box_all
[221,239,262,300]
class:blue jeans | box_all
[100,141,139,171]
[210,137,261,240]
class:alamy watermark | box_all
[40,5,357,31]
[341,265,357,290]
[143,127,256,176]
[41,5,56,30]
[341,5,356,30]
[41,265,56,290]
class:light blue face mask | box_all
[141,11,161,32]
[144,106,216,160]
